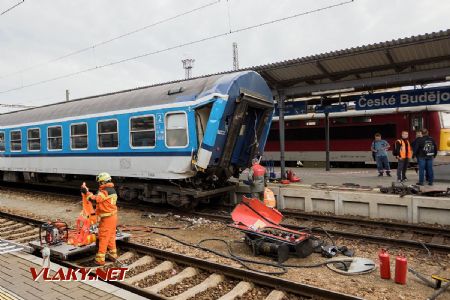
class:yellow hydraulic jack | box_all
[429,275,449,300]
[408,268,449,300]
[432,274,449,288]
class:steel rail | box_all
[2,184,449,253]
[116,240,362,300]
[2,182,449,252]
[194,212,450,252]
[280,210,450,237]
[0,211,44,226]
[0,210,362,300]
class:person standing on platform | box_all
[393,131,412,182]
[371,133,391,177]
[413,129,437,186]
[411,130,423,152]
[411,130,424,178]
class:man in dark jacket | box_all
[411,130,423,152]
[413,129,438,186]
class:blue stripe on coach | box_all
[200,143,214,151]
[0,151,193,158]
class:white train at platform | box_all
[0,71,274,207]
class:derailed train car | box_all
[0,71,274,207]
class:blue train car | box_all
[0,71,274,207]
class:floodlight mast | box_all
[182,58,195,79]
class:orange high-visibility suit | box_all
[86,182,118,265]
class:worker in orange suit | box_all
[81,172,118,265]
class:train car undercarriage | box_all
[1,171,236,209]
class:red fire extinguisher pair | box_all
[379,249,407,285]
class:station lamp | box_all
[311,87,355,96]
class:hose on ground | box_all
[154,232,287,275]
[153,231,354,275]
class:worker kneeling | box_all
[81,172,118,266]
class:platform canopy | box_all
[243,29,450,177]
[247,29,450,99]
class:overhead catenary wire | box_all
[0,103,34,108]
[0,0,24,16]
[0,0,221,79]
[0,0,355,95]
[226,0,232,33]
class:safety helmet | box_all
[96,172,112,183]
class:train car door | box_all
[195,103,212,148]
[410,112,424,137]
[219,91,273,171]
[231,108,264,166]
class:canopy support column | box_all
[278,90,286,179]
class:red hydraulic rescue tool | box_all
[229,197,313,263]
[68,182,97,246]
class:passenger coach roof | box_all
[0,72,246,127]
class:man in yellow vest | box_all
[393,131,412,183]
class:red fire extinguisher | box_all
[395,254,407,285]
[378,248,391,279]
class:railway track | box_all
[0,210,362,300]
[280,210,450,252]
[2,183,450,253]
[2,183,449,252]
[194,210,450,253]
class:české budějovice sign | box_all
[355,87,450,111]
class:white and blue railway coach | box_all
[0,71,274,207]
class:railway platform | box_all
[269,167,450,187]
[0,251,146,300]
[235,167,450,225]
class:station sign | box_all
[354,87,450,110]
[274,101,307,116]
[314,103,347,113]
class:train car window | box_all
[70,123,88,149]
[98,120,118,149]
[48,126,62,150]
[332,117,348,124]
[352,116,372,123]
[286,121,301,127]
[130,116,155,148]
[268,124,397,141]
[411,116,423,131]
[10,130,22,152]
[239,124,247,136]
[165,112,188,147]
[0,132,5,152]
[27,128,41,151]
[440,112,450,128]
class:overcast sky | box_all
[0,0,449,110]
